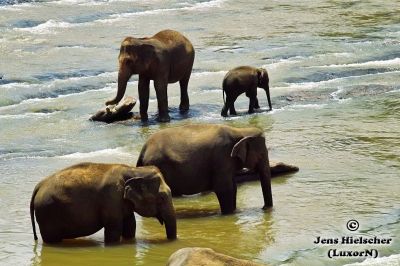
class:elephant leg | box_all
[215,189,235,215]
[254,97,260,109]
[104,220,123,244]
[227,94,237,116]
[221,102,229,117]
[122,214,136,240]
[179,72,191,113]
[248,96,256,114]
[41,231,62,243]
[154,78,170,122]
[232,181,237,210]
[213,173,236,214]
[138,76,150,122]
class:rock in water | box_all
[166,247,265,266]
[90,96,136,123]
[235,161,299,183]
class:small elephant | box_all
[30,163,176,244]
[105,29,195,122]
[221,66,272,117]
[137,124,273,214]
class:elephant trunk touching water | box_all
[30,163,176,244]
[137,124,273,214]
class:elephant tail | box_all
[30,184,39,241]
[136,150,144,167]
[222,89,226,105]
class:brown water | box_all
[1,0,400,265]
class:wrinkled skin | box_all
[137,124,273,214]
[30,163,176,244]
[106,29,195,123]
[221,66,272,117]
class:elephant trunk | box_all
[161,203,176,239]
[105,67,131,106]
[265,86,272,111]
[158,196,177,240]
[257,159,273,209]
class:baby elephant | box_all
[30,163,176,244]
[221,66,271,117]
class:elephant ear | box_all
[123,175,161,202]
[257,68,267,87]
[138,44,157,66]
[231,136,254,164]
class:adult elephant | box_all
[30,163,176,244]
[221,66,271,117]
[137,124,273,214]
[105,29,195,122]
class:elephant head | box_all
[231,134,273,208]
[106,38,156,106]
[257,68,272,111]
[123,168,177,239]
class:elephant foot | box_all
[139,113,149,122]
[157,114,171,123]
[179,103,189,113]
[248,109,255,114]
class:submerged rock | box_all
[166,247,265,266]
[235,161,299,183]
[90,96,136,123]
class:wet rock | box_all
[235,161,299,183]
[166,247,265,266]
[90,96,136,123]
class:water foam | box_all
[315,58,400,69]
[59,147,133,159]
[15,19,75,34]
[343,254,400,266]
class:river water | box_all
[0,0,399,265]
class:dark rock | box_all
[235,161,299,183]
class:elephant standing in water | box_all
[30,163,176,244]
[221,66,272,117]
[106,29,195,122]
[137,124,273,214]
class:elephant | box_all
[30,163,176,244]
[221,66,272,117]
[105,29,195,123]
[136,124,273,214]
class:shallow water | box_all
[0,0,399,265]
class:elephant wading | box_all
[137,124,273,214]
[106,29,195,122]
[221,66,271,117]
[30,163,176,244]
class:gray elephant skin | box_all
[221,66,271,117]
[30,163,176,244]
[137,124,273,214]
[105,29,195,122]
